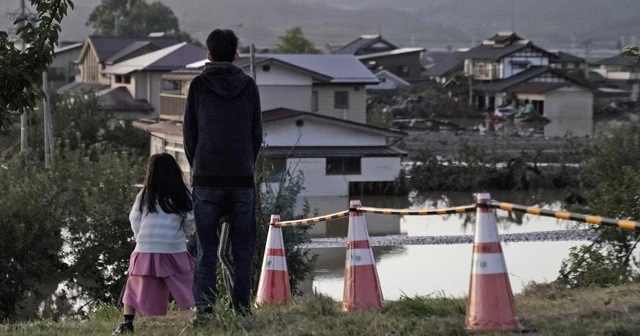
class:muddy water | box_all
[300,190,589,300]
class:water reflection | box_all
[303,191,586,300]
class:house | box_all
[423,51,466,84]
[552,51,585,70]
[473,66,595,137]
[58,35,179,95]
[334,35,426,82]
[102,42,206,116]
[164,54,379,124]
[49,42,82,90]
[366,70,411,91]
[463,32,558,83]
[592,55,640,99]
[135,107,407,196]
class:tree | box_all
[275,27,321,54]
[87,0,198,44]
[0,0,74,131]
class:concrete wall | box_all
[264,116,387,147]
[543,86,593,137]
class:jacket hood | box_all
[198,62,251,99]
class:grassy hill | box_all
[2,283,640,335]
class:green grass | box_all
[3,284,640,336]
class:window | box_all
[326,157,361,175]
[334,91,349,109]
[311,91,318,112]
[115,75,132,84]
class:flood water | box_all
[298,190,589,300]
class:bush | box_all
[558,122,640,288]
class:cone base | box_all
[256,270,291,305]
[466,273,520,332]
[343,265,383,311]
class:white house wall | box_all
[315,85,367,124]
[251,64,313,86]
[288,157,402,197]
[259,85,313,111]
[543,86,593,137]
[264,117,387,147]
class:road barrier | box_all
[260,193,639,333]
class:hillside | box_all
[1,0,639,49]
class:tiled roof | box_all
[594,55,639,67]
[88,35,179,62]
[555,51,585,63]
[473,66,594,94]
[105,41,153,64]
[355,47,425,60]
[423,51,465,77]
[185,54,379,84]
[333,35,398,55]
[264,146,407,158]
[262,107,406,137]
[98,87,154,112]
[56,81,109,95]
[103,43,207,75]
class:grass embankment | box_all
[3,283,640,336]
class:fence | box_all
[257,192,639,333]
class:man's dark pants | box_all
[192,187,256,314]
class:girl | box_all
[113,153,196,334]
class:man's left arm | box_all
[251,84,263,163]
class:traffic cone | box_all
[343,200,383,311]
[256,214,291,305]
[466,193,524,333]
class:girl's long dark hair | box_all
[139,153,192,214]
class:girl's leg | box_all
[113,305,136,334]
[124,304,136,322]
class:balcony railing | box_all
[159,93,187,121]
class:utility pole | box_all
[583,38,592,78]
[510,0,515,32]
[250,44,256,82]
[43,71,53,166]
[114,12,119,35]
[19,0,28,152]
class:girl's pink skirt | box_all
[122,252,195,316]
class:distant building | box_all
[592,55,640,99]
[102,42,206,117]
[333,35,425,82]
[464,32,595,137]
[552,51,585,70]
[135,108,407,196]
[59,35,180,95]
[423,51,466,84]
[133,54,407,195]
[170,54,379,124]
[49,42,82,90]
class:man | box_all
[183,29,262,318]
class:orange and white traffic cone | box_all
[256,214,291,305]
[343,200,383,311]
[466,193,523,333]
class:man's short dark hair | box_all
[206,29,239,63]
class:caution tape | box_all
[276,211,349,227]
[356,205,476,216]
[491,202,640,231]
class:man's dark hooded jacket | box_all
[183,62,263,188]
